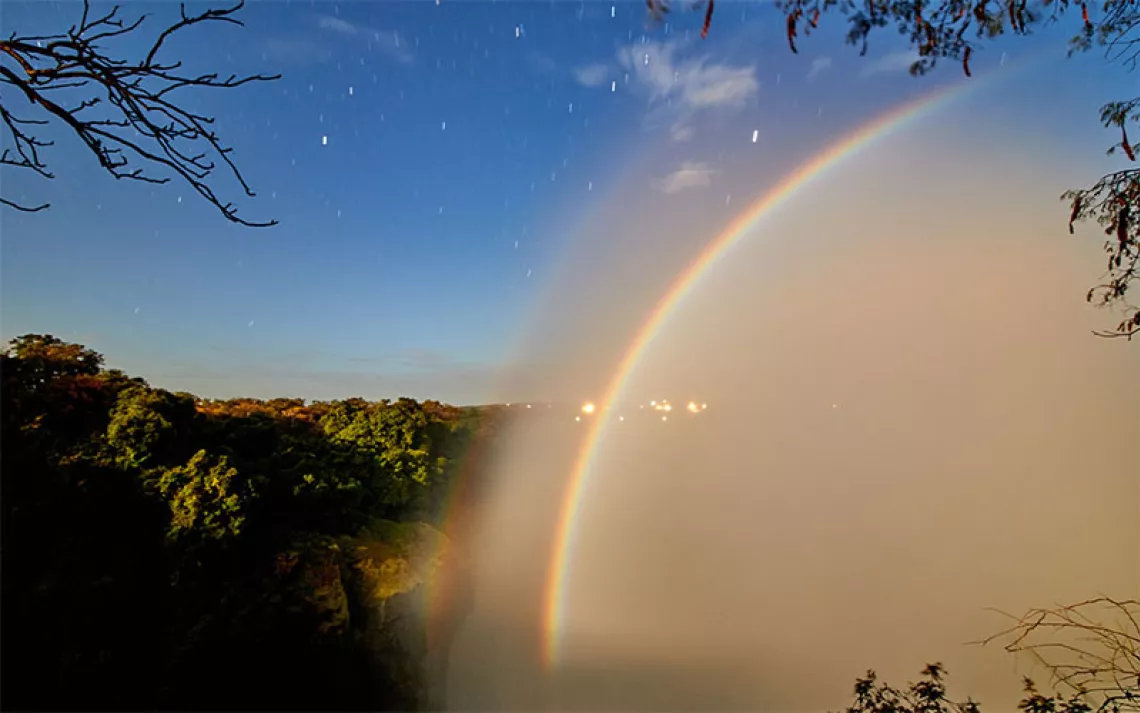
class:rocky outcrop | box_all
[281,519,473,710]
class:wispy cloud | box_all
[315,14,413,65]
[611,39,758,142]
[669,123,695,142]
[655,161,717,194]
[807,56,832,81]
[345,348,484,374]
[529,51,561,76]
[574,63,610,88]
[316,15,359,35]
[859,51,917,78]
[618,40,757,110]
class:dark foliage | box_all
[0,334,496,710]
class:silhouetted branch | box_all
[0,0,280,227]
[973,597,1140,713]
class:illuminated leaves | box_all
[156,449,250,543]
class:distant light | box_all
[321,135,328,146]
[663,404,672,412]
[581,402,596,415]
[619,416,624,421]
[752,129,759,143]
[832,403,839,409]
[702,403,708,410]
[661,416,668,421]
[575,416,581,422]
[687,401,699,413]
[649,400,656,406]
[526,404,531,409]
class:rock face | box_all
[285,519,474,710]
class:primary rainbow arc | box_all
[541,59,1033,669]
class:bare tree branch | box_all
[973,597,1140,713]
[0,0,280,227]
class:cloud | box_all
[574,63,610,88]
[617,40,758,112]
[528,51,561,76]
[655,161,717,194]
[807,56,832,81]
[859,51,917,78]
[669,123,695,143]
[316,15,359,35]
[315,14,413,64]
[153,349,499,404]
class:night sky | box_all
[0,0,1125,404]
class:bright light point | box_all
[611,80,616,92]
[649,400,656,406]
[581,402,596,415]
[611,5,615,17]
[526,404,531,409]
[441,121,446,131]
[575,416,581,422]
[832,403,839,409]
[348,86,354,96]
[687,401,699,413]
[619,416,624,421]
[702,403,707,409]
[321,135,328,145]
[661,416,667,421]
[752,129,759,143]
[663,404,672,412]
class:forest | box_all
[1,333,504,710]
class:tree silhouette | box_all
[650,0,1140,339]
[0,0,279,226]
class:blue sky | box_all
[0,0,1127,404]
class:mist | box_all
[444,128,1140,712]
